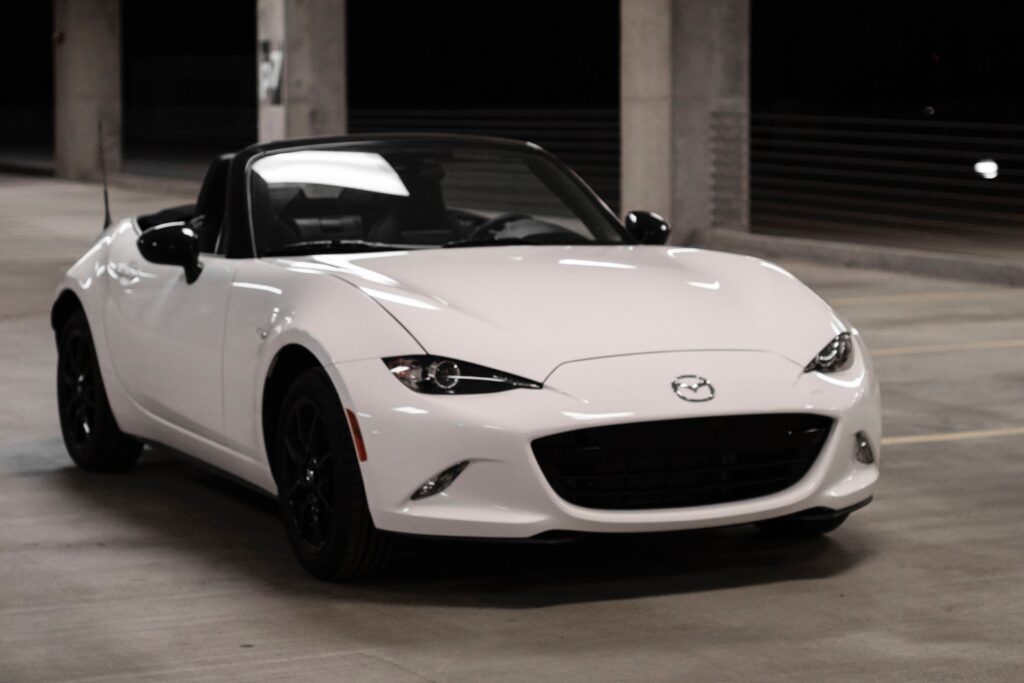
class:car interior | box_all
[135,148,600,258]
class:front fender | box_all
[52,221,139,432]
[221,257,424,463]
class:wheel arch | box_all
[262,344,325,482]
[51,289,85,339]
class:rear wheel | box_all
[56,310,142,472]
[757,513,848,538]
[275,368,391,580]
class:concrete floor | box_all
[2,173,1023,682]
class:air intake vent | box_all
[533,414,832,510]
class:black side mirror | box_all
[137,221,203,284]
[625,211,671,245]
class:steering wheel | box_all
[468,213,533,240]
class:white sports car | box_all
[53,135,880,580]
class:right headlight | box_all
[804,332,853,373]
[383,356,542,394]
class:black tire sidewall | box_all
[57,310,136,471]
[275,368,377,579]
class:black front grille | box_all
[533,414,833,510]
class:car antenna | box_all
[98,120,112,231]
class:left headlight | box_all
[383,356,542,394]
[804,332,854,373]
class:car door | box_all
[104,221,235,442]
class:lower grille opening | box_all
[533,414,833,510]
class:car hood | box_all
[288,246,843,381]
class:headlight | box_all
[804,332,853,373]
[383,356,542,394]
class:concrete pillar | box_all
[53,0,121,180]
[258,0,347,142]
[621,0,673,221]
[621,0,750,239]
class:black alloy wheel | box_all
[281,396,336,554]
[275,369,391,580]
[59,325,97,449]
[56,309,142,471]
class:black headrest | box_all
[250,172,301,253]
[194,153,233,251]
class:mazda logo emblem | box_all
[672,375,715,402]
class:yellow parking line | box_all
[872,338,1024,357]
[882,427,1024,446]
[831,289,1021,306]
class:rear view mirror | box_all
[137,221,203,284]
[625,211,671,245]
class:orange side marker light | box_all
[345,409,369,462]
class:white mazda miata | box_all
[52,135,880,579]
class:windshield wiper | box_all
[263,239,408,256]
[442,237,536,249]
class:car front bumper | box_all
[330,341,880,539]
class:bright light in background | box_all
[974,159,999,180]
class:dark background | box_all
[347,1,619,109]
[0,2,54,146]
[751,2,1024,122]
[7,3,1024,146]
[5,1,1024,229]
[121,0,257,152]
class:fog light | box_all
[854,431,875,464]
[411,461,469,500]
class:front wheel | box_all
[56,310,142,472]
[275,369,391,580]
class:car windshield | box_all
[249,143,627,255]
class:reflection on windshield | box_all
[249,145,625,256]
[253,150,409,197]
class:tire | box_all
[275,368,391,580]
[56,310,142,472]
[757,513,848,538]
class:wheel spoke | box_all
[64,393,83,423]
[286,485,313,532]
[285,478,306,502]
[315,488,335,516]
[306,499,326,547]
[284,433,305,464]
[65,397,91,440]
[58,364,77,389]
[70,336,89,376]
[78,408,92,436]
[280,396,338,553]
[309,447,333,470]
[305,409,322,457]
